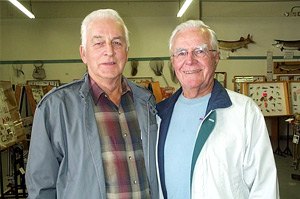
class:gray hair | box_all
[169,20,218,53]
[81,9,130,50]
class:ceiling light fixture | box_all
[8,0,35,19]
[177,0,193,18]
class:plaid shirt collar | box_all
[89,75,132,105]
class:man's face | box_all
[80,18,128,82]
[171,28,219,97]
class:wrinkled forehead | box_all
[172,27,212,50]
[87,18,125,36]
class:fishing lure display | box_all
[290,82,300,114]
[245,82,290,116]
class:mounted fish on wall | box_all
[218,34,255,52]
[272,40,300,51]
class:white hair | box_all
[81,9,130,50]
[169,20,218,54]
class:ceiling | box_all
[0,0,299,19]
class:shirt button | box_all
[129,156,132,160]
[124,133,127,137]
[133,180,137,184]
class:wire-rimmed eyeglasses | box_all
[172,44,217,60]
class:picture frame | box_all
[0,81,25,149]
[26,80,61,87]
[277,75,300,81]
[273,61,300,74]
[24,84,54,115]
[289,81,300,114]
[127,76,153,83]
[127,77,153,88]
[241,81,290,116]
[233,75,266,93]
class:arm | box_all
[243,100,280,198]
[25,104,62,199]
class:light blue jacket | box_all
[25,74,159,199]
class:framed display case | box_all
[233,75,266,93]
[24,85,53,115]
[26,80,60,87]
[242,81,291,116]
[214,72,227,88]
[273,61,300,74]
[0,81,25,149]
[127,76,153,82]
[277,75,300,81]
[289,81,300,114]
[127,77,153,88]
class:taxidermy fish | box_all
[272,40,300,51]
[218,34,254,52]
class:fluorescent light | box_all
[8,0,35,19]
[177,0,193,18]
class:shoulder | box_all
[157,88,182,117]
[226,89,260,111]
[127,80,155,102]
[226,89,252,102]
[128,80,150,93]
[37,79,84,107]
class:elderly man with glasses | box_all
[156,20,279,199]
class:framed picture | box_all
[289,81,300,114]
[277,75,300,81]
[0,81,25,149]
[214,72,226,88]
[27,80,60,87]
[127,77,153,88]
[233,75,266,93]
[242,81,290,116]
[273,61,300,74]
[127,77,153,83]
[24,84,54,115]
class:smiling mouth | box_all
[183,69,202,74]
[103,61,116,65]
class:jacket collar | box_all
[79,74,154,102]
[79,73,90,99]
[157,79,232,118]
[206,79,232,114]
[79,73,157,115]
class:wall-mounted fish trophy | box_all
[272,40,300,51]
[218,34,255,52]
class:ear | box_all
[79,45,87,64]
[125,46,129,62]
[170,56,174,64]
[214,51,220,67]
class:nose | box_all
[104,43,114,56]
[186,51,196,63]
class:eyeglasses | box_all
[172,44,217,60]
